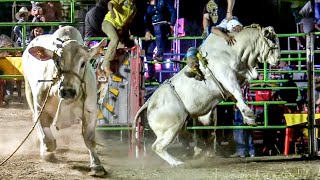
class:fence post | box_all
[306,32,318,158]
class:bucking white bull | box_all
[22,26,107,176]
[133,24,280,166]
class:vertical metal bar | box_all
[264,102,268,126]
[22,25,26,49]
[70,0,75,23]
[306,33,317,159]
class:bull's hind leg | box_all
[150,118,185,167]
[82,110,107,177]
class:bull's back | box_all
[53,26,83,43]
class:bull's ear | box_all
[88,38,107,59]
[29,46,54,61]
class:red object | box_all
[255,90,272,101]
[284,128,293,156]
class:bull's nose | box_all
[60,89,76,99]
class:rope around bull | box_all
[0,85,52,166]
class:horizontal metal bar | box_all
[95,125,289,131]
[0,22,73,26]
[219,101,287,105]
[187,125,287,130]
[281,58,307,61]
[250,86,306,90]
[0,75,24,79]
[96,126,132,131]
[281,50,306,54]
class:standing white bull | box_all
[133,25,281,166]
[22,26,107,176]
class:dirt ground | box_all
[2,98,320,180]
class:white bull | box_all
[133,25,281,166]
[22,26,107,176]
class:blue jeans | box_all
[145,23,171,79]
[153,23,171,57]
[233,110,255,156]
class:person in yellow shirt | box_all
[101,0,136,78]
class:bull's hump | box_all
[53,26,83,43]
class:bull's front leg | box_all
[214,70,256,126]
[34,92,57,161]
[233,94,256,126]
[82,110,107,177]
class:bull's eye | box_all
[81,62,86,68]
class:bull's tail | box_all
[131,100,149,144]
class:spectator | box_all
[31,1,62,22]
[84,0,109,47]
[231,107,255,158]
[144,0,177,61]
[278,73,299,113]
[143,0,176,82]
[13,7,30,47]
[28,27,44,44]
[300,12,315,34]
[0,34,20,57]
[202,0,235,37]
[100,0,136,79]
[30,1,63,33]
[290,2,305,49]
[250,73,277,123]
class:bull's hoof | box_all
[193,147,203,158]
[42,152,58,162]
[244,119,257,126]
[170,161,184,167]
[88,165,108,177]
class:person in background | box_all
[84,0,109,47]
[27,27,44,44]
[30,1,63,33]
[231,107,255,158]
[290,2,305,50]
[250,73,278,123]
[13,7,30,47]
[202,0,235,37]
[100,0,136,79]
[144,0,177,61]
[0,34,20,57]
[278,73,299,113]
[143,0,176,82]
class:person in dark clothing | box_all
[84,0,109,46]
[202,0,235,37]
[144,0,177,81]
[278,73,298,113]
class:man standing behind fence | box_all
[144,0,176,61]
[143,0,176,82]
[85,0,110,47]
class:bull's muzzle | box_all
[59,88,77,99]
